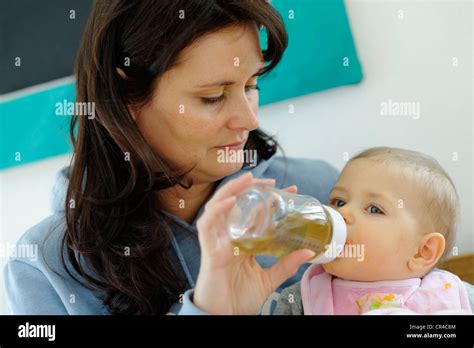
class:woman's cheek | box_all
[178,112,216,143]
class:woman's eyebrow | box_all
[194,69,262,88]
[196,80,235,88]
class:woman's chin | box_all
[211,161,245,178]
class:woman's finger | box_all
[197,195,236,253]
[281,185,298,194]
[207,176,276,212]
[252,178,276,186]
[208,172,254,203]
[264,249,316,290]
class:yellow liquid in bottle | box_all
[232,211,333,258]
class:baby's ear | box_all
[407,232,445,276]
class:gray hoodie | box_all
[3,154,340,315]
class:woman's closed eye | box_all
[201,94,225,105]
[200,84,260,105]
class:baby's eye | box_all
[367,205,384,214]
[332,199,346,208]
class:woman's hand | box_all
[194,172,316,314]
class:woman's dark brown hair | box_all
[64,0,288,314]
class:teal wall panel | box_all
[258,0,363,104]
[0,0,362,170]
[0,83,74,169]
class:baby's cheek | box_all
[361,238,392,269]
[322,259,348,279]
[397,229,419,257]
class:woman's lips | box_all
[215,141,246,151]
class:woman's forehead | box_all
[171,24,264,81]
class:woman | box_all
[3,0,339,315]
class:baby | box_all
[272,147,472,315]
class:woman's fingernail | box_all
[225,195,236,204]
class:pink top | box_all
[300,264,472,315]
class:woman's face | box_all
[133,23,264,184]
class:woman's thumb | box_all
[267,249,316,288]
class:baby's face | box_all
[323,158,424,281]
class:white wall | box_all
[0,154,72,314]
[259,0,473,255]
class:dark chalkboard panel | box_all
[0,0,92,94]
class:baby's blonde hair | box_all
[350,147,459,262]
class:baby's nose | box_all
[338,208,354,225]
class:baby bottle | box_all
[227,183,346,264]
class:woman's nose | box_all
[226,94,259,131]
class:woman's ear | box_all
[407,232,446,276]
[128,105,137,121]
[116,68,137,121]
[116,67,128,80]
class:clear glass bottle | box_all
[227,183,346,263]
